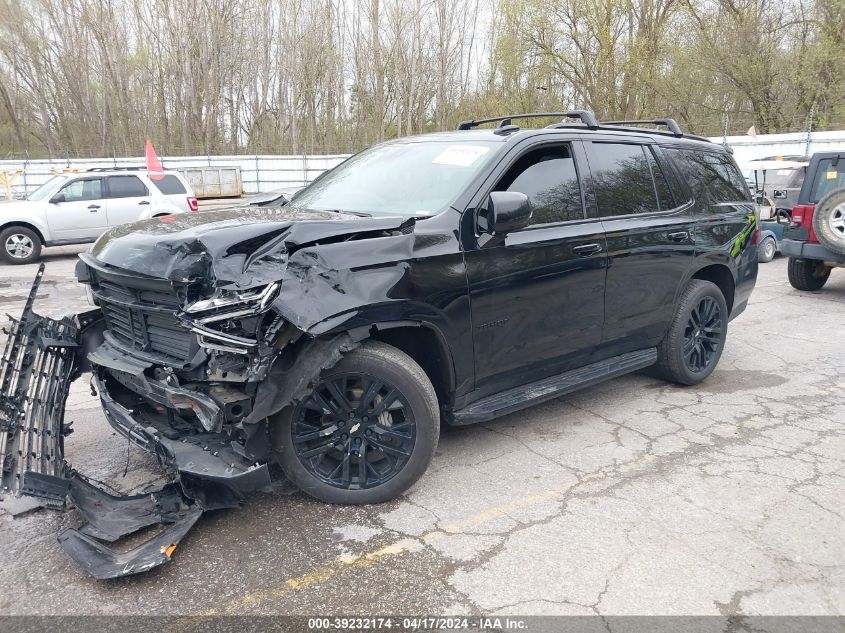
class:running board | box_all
[452,348,657,425]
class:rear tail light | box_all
[751,224,760,245]
[790,203,819,243]
[187,196,199,212]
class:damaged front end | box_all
[1,210,417,579]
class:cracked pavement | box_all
[0,248,843,616]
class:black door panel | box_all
[601,211,696,349]
[462,138,607,398]
[466,222,607,395]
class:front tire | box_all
[654,280,728,386]
[787,257,830,291]
[273,341,439,504]
[0,226,42,264]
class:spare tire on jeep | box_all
[812,188,845,256]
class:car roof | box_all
[808,151,845,161]
[80,168,183,176]
[743,160,808,171]
[391,125,721,152]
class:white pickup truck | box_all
[0,168,197,264]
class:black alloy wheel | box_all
[682,295,723,374]
[274,341,439,504]
[653,279,729,385]
[293,374,416,490]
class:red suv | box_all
[782,151,845,290]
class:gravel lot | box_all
[0,248,843,617]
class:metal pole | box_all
[722,113,729,146]
[805,104,815,157]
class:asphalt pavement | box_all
[0,248,843,617]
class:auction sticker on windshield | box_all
[432,144,490,167]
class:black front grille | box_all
[90,270,197,365]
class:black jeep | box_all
[0,112,758,578]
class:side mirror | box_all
[50,193,65,204]
[480,191,532,235]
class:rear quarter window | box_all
[152,174,188,195]
[664,148,749,208]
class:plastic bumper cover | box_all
[780,238,845,264]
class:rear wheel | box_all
[273,341,439,504]
[0,226,42,265]
[757,236,777,263]
[654,280,728,386]
[812,189,845,256]
[788,257,830,291]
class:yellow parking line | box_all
[171,466,629,625]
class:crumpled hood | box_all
[89,207,409,288]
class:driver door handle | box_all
[668,231,690,241]
[573,243,602,256]
[87,204,101,211]
[138,200,150,206]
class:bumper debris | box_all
[0,267,247,579]
[0,265,86,515]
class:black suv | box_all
[0,112,757,575]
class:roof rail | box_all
[85,166,146,172]
[457,111,713,143]
[457,111,599,131]
[602,118,684,137]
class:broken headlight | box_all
[184,283,279,315]
[180,283,280,354]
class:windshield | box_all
[27,175,67,201]
[746,166,805,191]
[757,168,800,188]
[288,140,497,217]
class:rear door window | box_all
[586,142,660,216]
[809,157,845,202]
[107,175,149,198]
[151,174,187,195]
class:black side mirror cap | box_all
[483,191,532,235]
[50,194,65,204]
